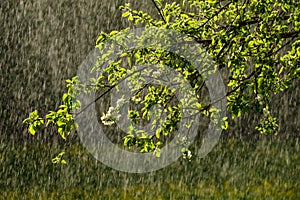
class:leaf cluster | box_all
[24,0,299,161]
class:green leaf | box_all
[122,11,130,18]
[155,128,161,139]
[57,120,66,127]
[128,15,133,21]
[29,125,36,135]
[52,152,66,164]
[154,148,161,157]
[109,30,119,36]
[221,117,228,130]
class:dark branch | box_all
[197,2,232,30]
[279,30,300,39]
[73,66,149,117]
[151,0,166,24]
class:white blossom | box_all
[183,150,192,161]
[101,106,121,126]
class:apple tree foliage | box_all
[24,0,299,162]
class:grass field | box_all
[1,138,299,199]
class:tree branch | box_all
[279,30,300,39]
[151,0,166,24]
[197,2,232,30]
[73,66,149,117]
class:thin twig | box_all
[151,0,166,24]
[73,66,149,117]
[197,2,232,30]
